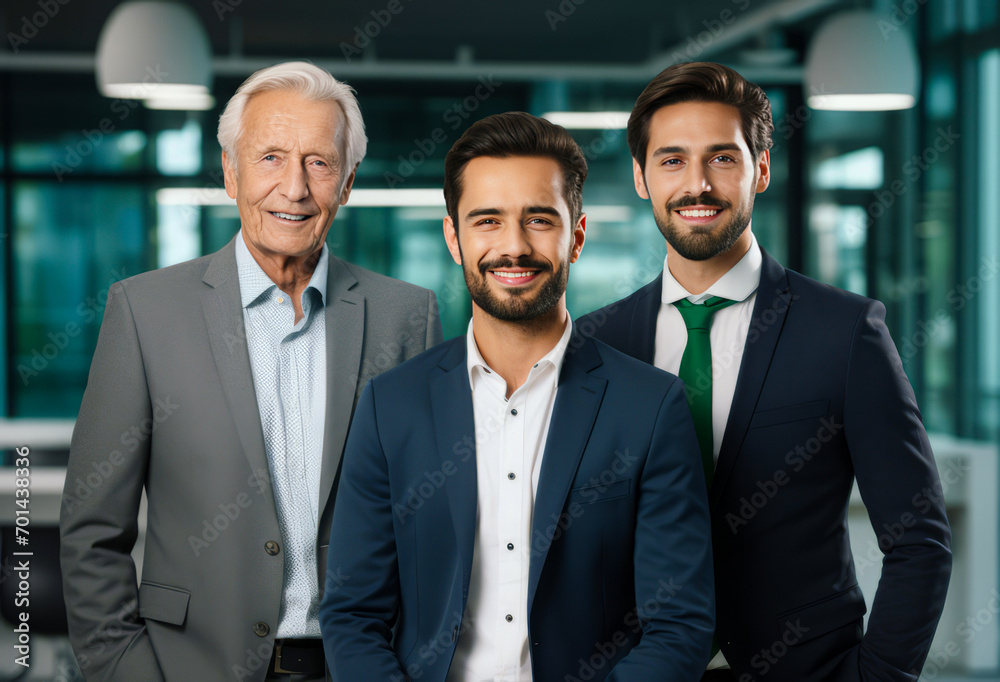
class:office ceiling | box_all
[1,0,846,75]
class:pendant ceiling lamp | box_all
[96,1,213,108]
[804,9,919,111]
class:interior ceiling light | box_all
[96,1,213,101]
[804,9,919,111]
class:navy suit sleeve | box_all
[842,301,952,680]
[608,379,716,680]
[320,382,408,680]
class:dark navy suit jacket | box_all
[576,250,951,681]
[320,330,715,681]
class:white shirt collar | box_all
[661,230,762,305]
[234,229,329,309]
[465,313,574,392]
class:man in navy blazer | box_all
[578,63,951,681]
[320,112,715,680]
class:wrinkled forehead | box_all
[240,89,345,156]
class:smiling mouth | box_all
[677,208,721,218]
[490,269,540,285]
[270,211,310,222]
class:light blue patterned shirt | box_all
[235,231,327,638]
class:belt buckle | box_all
[272,640,295,675]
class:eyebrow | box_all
[650,143,743,157]
[463,205,562,221]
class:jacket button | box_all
[265,541,280,555]
[253,621,269,637]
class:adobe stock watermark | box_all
[855,454,970,578]
[910,590,1000,680]
[6,0,71,53]
[61,397,180,515]
[725,416,844,534]
[383,75,503,188]
[390,610,471,682]
[739,619,812,680]
[339,0,414,62]
[564,577,684,681]
[17,268,130,386]
[896,255,999,364]
[867,126,961,221]
[771,85,832,152]
[51,65,171,181]
[878,0,928,39]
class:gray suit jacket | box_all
[59,237,443,681]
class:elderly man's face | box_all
[223,89,355,264]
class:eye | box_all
[263,154,278,162]
[661,158,683,167]
[713,155,736,163]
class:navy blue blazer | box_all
[576,250,952,681]
[320,331,715,681]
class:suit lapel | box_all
[630,275,662,364]
[712,250,793,507]
[528,333,607,614]
[318,256,364,519]
[201,238,271,498]
[429,340,478,600]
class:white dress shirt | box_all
[235,231,327,638]
[447,315,574,682]
[653,232,762,463]
[653,232,761,670]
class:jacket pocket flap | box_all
[751,400,830,429]
[776,585,867,645]
[569,478,631,505]
[139,582,190,626]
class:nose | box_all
[497,224,532,259]
[279,161,310,202]
[682,162,713,196]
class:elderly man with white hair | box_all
[60,61,442,682]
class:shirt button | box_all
[252,621,269,637]
[277,297,284,303]
[505,614,513,623]
[508,472,516,480]
[510,408,518,416]
[507,543,514,551]
[264,541,280,556]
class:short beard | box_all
[654,195,753,261]
[463,254,569,323]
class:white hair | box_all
[217,61,367,175]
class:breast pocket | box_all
[569,479,632,505]
[750,400,830,429]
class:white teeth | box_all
[493,271,535,279]
[678,209,720,217]
[273,212,307,221]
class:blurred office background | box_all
[0,0,997,678]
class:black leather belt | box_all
[270,638,325,675]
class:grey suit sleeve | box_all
[59,282,165,682]
[426,289,443,347]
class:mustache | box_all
[667,196,730,211]
[478,257,552,277]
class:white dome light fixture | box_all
[804,9,919,111]
[96,1,213,104]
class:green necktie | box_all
[674,296,738,488]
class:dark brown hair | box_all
[628,62,774,172]
[444,111,588,224]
